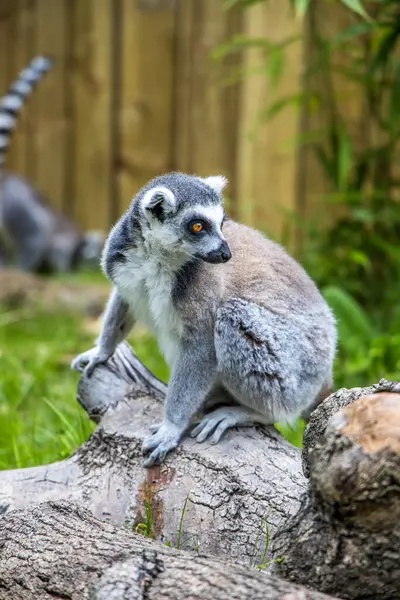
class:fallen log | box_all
[0,342,398,599]
[0,500,339,600]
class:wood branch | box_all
[273,380,400,600]
[0,342,305,566]
[0,500,340,600]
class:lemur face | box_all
[178,203,231,264]
[136,173,232,264]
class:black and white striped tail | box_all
[0,56,54,168]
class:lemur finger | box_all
[190,422,203,438]
[191,416,219,438]
[193,417,222,444]
[142,434,161,454]
[142,422,181,455]
[143,441,176,468]
[83,352,111,377]
[210,419,233,444]
[148,423,162,434]
[83,361,98,378]
[71,355,89,372]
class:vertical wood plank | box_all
[235,0,303,240]
[0,5,11,94]
[221,6,244,216]
[172,0,195,173]
[190,1,237,176]
[302,2,363,227]
[0,0,23,172]
[32,0,68,211]
[172,0,242,214]
[6,0,37,177]
[117,0,175,215]
[71,0,114,230]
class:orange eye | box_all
[192,222,203,233]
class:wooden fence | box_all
[0,0,308,240]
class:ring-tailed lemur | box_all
[72,172,337,467]
[0,56,104,273]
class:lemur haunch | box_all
[0,56,104,273]
[72,173,337,467]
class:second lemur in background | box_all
[0,56,104,273]
[72,172,337,467]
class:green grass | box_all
[0,303,169,471]
[0,309,93,469]
[0,285,304,471]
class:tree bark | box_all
[0,341,399,599]
[0,500,339,600]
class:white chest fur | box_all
[113,249,182,366]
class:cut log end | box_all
[339,392,400,454]
[302,378,400,478]
[309,391,400,529]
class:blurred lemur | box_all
[72,173,337,467]
[0,56,104,273]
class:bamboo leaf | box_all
[312,145,336,184]
[389,62,400,134]
[323,286,376,346]
[291,0,310,18]
[223,0,268,9]
[337,128,353,192]
[259,94,303,122]
[212,35,271,60]
[371,16,400,71]
[340,0,370,20]
[330,21,375,48]
[267,46,285,86]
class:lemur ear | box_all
[201,175,228,195]
[141,186,176,222]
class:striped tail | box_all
[0,56,54,168]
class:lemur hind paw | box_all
[191,406,267,444]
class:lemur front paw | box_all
[71,347,111,377]
[142,421,181,467]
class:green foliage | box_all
[135,500,153,538]
[322,285,400,388]
[220,0,400,390]
[249,512,285,570]
[177,490,191,550]
[299,0,400,387]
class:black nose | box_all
[200,242,232,264]
[221,247,232,262]
[217,240,231,263]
